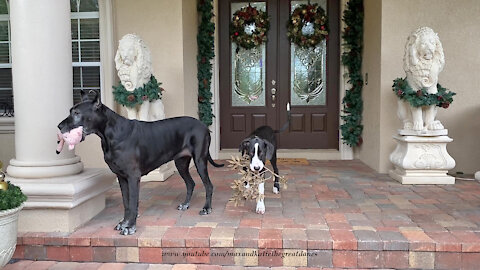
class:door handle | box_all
[271,88,276,107]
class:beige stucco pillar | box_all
[6,0,115,233]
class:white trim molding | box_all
[99,0,115,108]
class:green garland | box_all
[287,3,329,48]
[0,181,27,211]
[340,0,364,147]
[112,76,163,108]
[393,78,455,108]
[197,0,215,126]
[230,5,269,50]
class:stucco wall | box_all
[76,0,199,168]
[357,0,382,171]
[182,0,199,118]
[360,0,480,174]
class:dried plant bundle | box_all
[228,156,288,206]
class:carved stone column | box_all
[6,0,115,232]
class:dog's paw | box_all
[114,220,127,231]
[256,201,265,215]
[199,208,212,215]
[273,186,279,194]
[120,225,136,235]
[177,203,190,211]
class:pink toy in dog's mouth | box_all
[56,126,84,154]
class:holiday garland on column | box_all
[340,0,364,147]
[197,0,215,126]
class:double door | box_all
[219,0,339,149]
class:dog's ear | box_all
[239,139,250,156]
[264,140,275,160]
[91,91,102,110]
[80,90,89,102]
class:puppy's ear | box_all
[80,90,89,102]
[264,140,275,160]
[239,139,250,156]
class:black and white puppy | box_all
[239,104,290,214]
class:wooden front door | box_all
[219,0,339,149]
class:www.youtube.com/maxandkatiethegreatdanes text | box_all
[162,250,319,259]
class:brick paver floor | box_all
[4,260,386,270]
[13,160,480,268]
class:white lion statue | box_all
[114,34,165,121]
[397,27,445,132]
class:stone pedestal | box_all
[141,162,175,182]
[389,133,456,184]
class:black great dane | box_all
[58,91,223,235]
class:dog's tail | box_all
[275,103,291,134]
[208,153,224,167]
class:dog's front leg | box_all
[115,177,130,231]
[256,182,265,214]
[271,153,280,194]
[120,175,140,235]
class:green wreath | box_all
[230,5,270,50]
[393,78,455,108]
[287,3,329,48]
[113,76,163,108]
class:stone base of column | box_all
[389,168,455,185]
[6,168,115,232]
[141,161,175,182]
[389,134,456,185]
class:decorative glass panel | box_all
[71,1,100,104]
[231,2,266,107]
[290,0,327,106]
[80,41,100,62]
[0,43,8,63]
[0,68,12,117]
[73,67,81,88]
[71,0,78,12]
[72,42,79,62]
[0,21,8,41]
[80,18,99,39]
[82,66,100,87]
[71,0,98,12]
[73,66,100,103]
[0,68,11,89]
[0,0,8,15]
[71,19,78,40]
[79,0,99,12]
